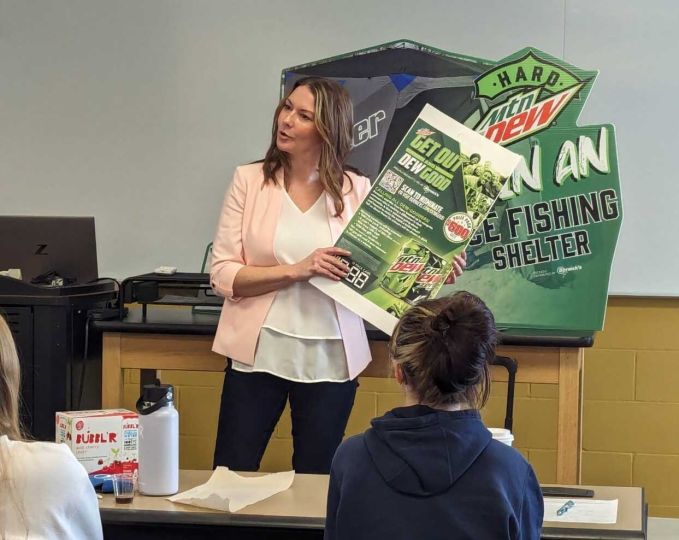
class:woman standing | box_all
[210,77,465,474]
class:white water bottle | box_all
[136,383,179,495]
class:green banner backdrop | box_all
[284,42,622,331]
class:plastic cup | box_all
[112,473,135,504]
[488,427,514,447]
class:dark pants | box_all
[213,362,358,474]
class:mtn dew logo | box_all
[474,52,584,145]
[457,47,622,333]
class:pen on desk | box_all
[556,500,575,516]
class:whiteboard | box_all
[0,0,673,295]
[563,0,679,295]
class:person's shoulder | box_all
[10,438,70,458]
[338,432,367,451]
[234,161,266,183]
[343,167,370,186]
[8,440,103,539]
[227,162,270,198]
[478,440,541,504]
[332,433,368,468]
[5,440,94,505]
[483,439,533,475]
[343,167,371,201]
[13,440,89,479]
[486,439,529,461]
[236,161,265,174]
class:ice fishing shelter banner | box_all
[283,41,622,331]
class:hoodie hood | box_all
[364,405,492,497]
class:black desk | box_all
[0,277,115,439]
[94,305,593,347]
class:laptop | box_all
[0,216,99,285]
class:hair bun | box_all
[389,292,495,409]
[430,317,449,337]
[430,309,457,338]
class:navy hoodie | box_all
[325,405,543,540]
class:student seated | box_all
[325,292,543,540]
[0,316,103,539]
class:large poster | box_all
[460,49,621,330]
[311,104,520,334]
[285,42,622,332]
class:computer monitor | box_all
[0,216,99,284]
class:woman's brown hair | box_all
[262,77,354,216]
[389,291,497,409]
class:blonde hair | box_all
[262,77,355,216]
[0,315,22,441]
[0,314,26,536]
[389,292,496,409]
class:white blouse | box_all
[232,191,350,382]
[0,436,103,539]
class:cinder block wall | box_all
[121,296,679,517]
[581,297,679,518]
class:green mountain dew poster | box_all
[452,49,622,331]
[287,42,622,332]
[311,104,521,334]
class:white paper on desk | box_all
[543,498,618,524]
[168,467,295,512]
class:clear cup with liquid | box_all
[112,473,135,504]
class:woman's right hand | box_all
[292,247,351,281]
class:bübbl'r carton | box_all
[55,409,138,475]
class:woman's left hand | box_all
[444,251,467,285]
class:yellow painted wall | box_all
[121,296,679,517]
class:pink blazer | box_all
[210,162,372,380]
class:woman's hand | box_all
[293,247,351,281]
[444,251,467,285]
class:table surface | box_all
[93,306,594,347]
[99,470,327,528]
[100,470,644,537]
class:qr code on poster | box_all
[379,170,404,194]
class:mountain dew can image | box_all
[380,240,430,298]
[404,252,450,305]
